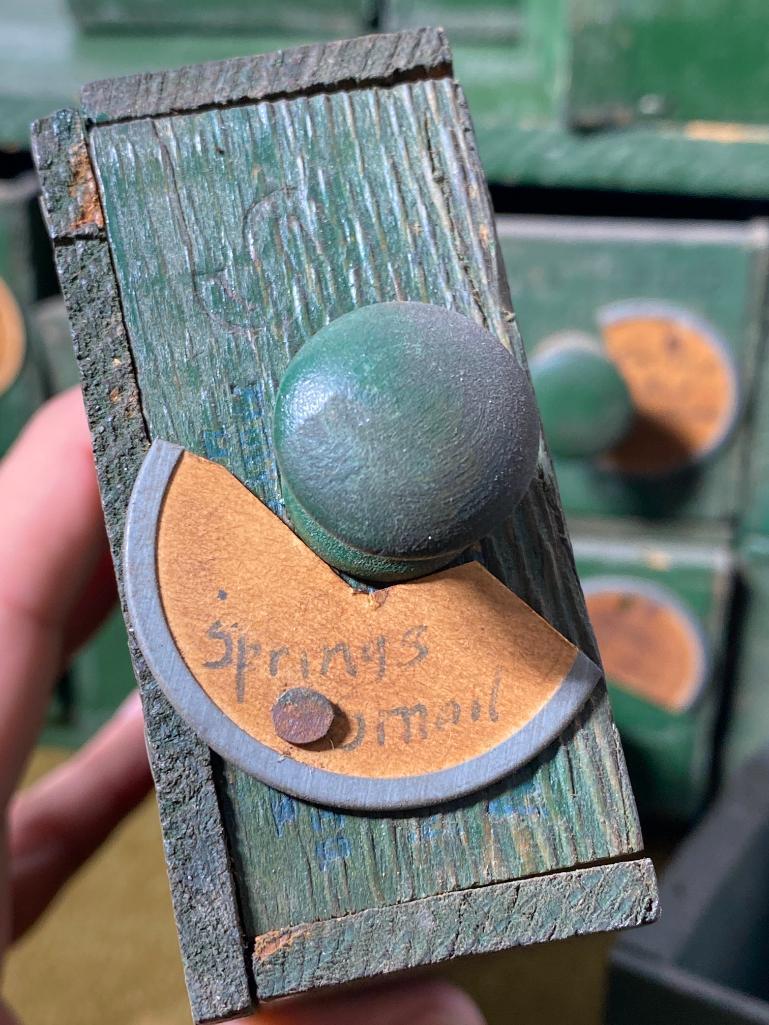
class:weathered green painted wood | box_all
[571,519,733,821]
[31,110,252,1024]
[86,52,647,943]
[499,216,769,523]
[569,0,769,130]
[79,27,450,123]
[253,858,658,998]
[722,537,769,781]
[69,0,374,35]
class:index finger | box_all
[0,388,106,804]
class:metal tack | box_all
[272,687,336,745]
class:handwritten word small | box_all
[203,616,428,701]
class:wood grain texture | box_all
[31,110,252,1025]
[87,63,645,946]
[32,109,104,244]
[252,858,659,999]
[80,27,451,124]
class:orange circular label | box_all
[156,452,578,781]
[584,579,706,712]
[0,277,25,396]
[599,304,737,476]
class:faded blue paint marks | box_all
[315,835,352,869]
[488,779,543,819]
[269,791,298,838]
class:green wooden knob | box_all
[274,302,540,582]
[530,333,634,459]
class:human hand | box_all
[0,388,486,1025]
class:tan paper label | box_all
[601,310,736,476]
[585,584,705,711]
[0,278,25,396]
[157,453,578,778]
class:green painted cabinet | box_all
[382,0,522,42]
[569,0,769,130]
[741,305,769,538]
[68,0,375,35]
[0,170,46,456]
[498,214,769,817]
[572,521,733,821]
[7,0,769,199]
[608,746,769,1025]
[499,215,769,523]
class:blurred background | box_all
[4,1,769,1023]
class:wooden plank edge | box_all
[30,109,254,1025]
[252,858,659,1000]
[79,27,452,126]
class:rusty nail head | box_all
[272,687,335,745]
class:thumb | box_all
[238,979,486,1025]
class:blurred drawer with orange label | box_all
[572,520,733,821]
[499,215,769,523]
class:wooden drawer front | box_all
[573,523,733,820]
[500,216,769,523]
[569,0,769,131]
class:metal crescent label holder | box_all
[124,439,602,812]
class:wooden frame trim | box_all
[253,858,659,999]
[80,27,452,125]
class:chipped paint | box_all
[67,141,105,234]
